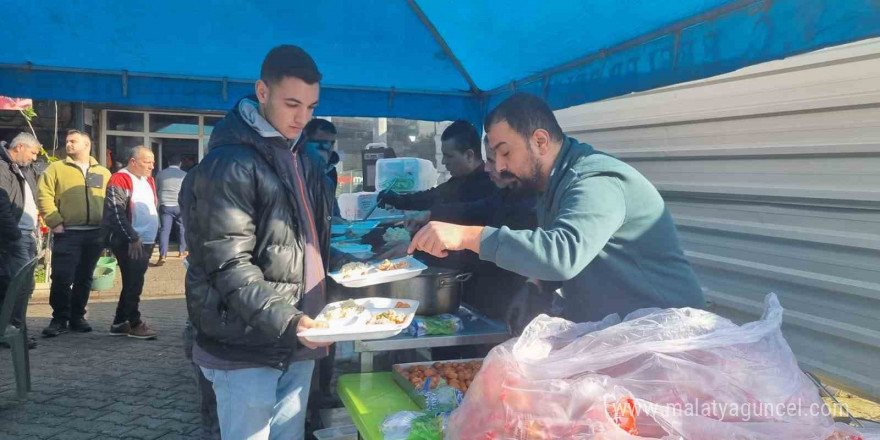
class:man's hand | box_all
[375,190,401,209]
[52,224,65,234]
[404,211,431,234]
[407,221,483,258]
[376,240,410,261]
[128,239,144,260]
[297,316,333,350]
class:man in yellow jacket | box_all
[37,130,111,337]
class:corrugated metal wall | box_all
[555,37,880,400]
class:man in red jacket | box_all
[102,145,159,340]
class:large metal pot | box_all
[330,267,472,315]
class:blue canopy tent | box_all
[1,0,879,125]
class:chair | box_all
[0,257,38,399]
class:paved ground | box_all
[0,257,201,440]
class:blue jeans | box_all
[159,205,186,257]
[200,360,315,440]
[0,232,37,328]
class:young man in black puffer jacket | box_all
[179,45,334,440]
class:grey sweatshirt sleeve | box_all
[479,175,626,281]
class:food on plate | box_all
[395,301,411,308]
[396,361,483,394]
[376,259,410,271]
[368,309,408,325]
[317,299,365,322]
[383,227,410,243]
[339,262,370,278]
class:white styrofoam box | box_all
[337,192,401,221]
[375,158,437,193]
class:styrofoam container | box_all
[298,297,419,343]
[313,424,357,440]
[349,220,380,230]
[375,158,437,193]
[331,243,374,259]
[330,220,380,238]
[337,192,402,221]
[328,256,427,288]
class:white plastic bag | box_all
[446,294,871,440]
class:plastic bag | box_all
[381,411,423,440]
[446,294,873,440]
[408,314,464,337]
[381,411,444,440]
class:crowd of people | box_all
[1,44,705,440]
[0,130,193,344]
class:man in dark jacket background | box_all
[376,120,497,211]
[0,132,41,349]
[180,45,333,440]
[403,145,538,324]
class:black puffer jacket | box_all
[180,98,333,370]
[0,145,39,245]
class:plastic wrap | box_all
[408,314,464,337]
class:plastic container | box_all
[349,220,379,236]
[96,256,118,270]
[337,192,402,221]
[328,256,428,288]
[331,224,350,236]
[375,158,437,193]
[312,424,358,440]
[91,266,116,291]
[298,297,420,343]
[331,243,374,259]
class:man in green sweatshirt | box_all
[408,93,704,323]
[37,130,111,337]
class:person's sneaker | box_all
[156,257,166,266]
[128,321,158,340]
[42,319,68,337]
[109,321,131,336]
[180,251,189,258]
[69,318,93,333]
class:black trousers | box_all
[48,229,104,322]
[111,243,154,325]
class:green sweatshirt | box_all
[479,137,704,322]
[37,156,111,229]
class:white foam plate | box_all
[298,297,419,343]
[328,256,427,288]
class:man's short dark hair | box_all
[441,120,482,159]
[67,129,92,144]
[304,119,337,138]
[168,154,183,166]
[484,93,565,143]
[261,45,322,86]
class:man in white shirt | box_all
[102,145,159,340]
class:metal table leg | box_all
[360,351,374,373]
